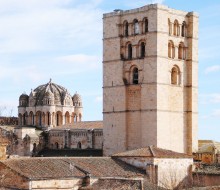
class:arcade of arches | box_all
[18,111,82,127]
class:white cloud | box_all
[0,53,101,85]
[204,65,220,74]
[0,0,103,54]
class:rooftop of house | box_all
[0,157,145,180]
[52,121,103,130]
[91,178,165,190]
[112,146,193,158]
[197,140,220,154]
[194,163,220,175]
[37,149,103,157]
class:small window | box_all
[171,66,180,85]
[55,142,59,149]
[128,44,132,60]
[144,18,148,33]
[140,42,145,58]
[178,42,185,60]
[77,142,82,149]
[168,41,175,59]
[134,19,139,35]
[181,21,186,37]
[133,68,139,84]
[168,19,172,35]
[173,20,180,36]
[124,21,129,37]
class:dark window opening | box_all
[140,42,145,58]
[145,19,148,33]
[128,44,132,60]
[48,113,50,125]
[77,142,82,149]
[125,22,128,36]
[134,19,139,35]
[56,114,59,126]
[133,68,139,84]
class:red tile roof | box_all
[52,121,103,130]
[0,157,145,180]
[91,178,142,190]
[112,146,193,158]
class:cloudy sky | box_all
[0,0,219,141]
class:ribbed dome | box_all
[32,80,73,106]
[19,93,29,100]
[72,92,82,102]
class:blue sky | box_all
[0,0,219,141]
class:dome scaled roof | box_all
[19,93,29,100]
[32,79,73,106]
[72,92,82,102]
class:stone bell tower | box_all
[103,4,198,156]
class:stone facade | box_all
[18,79,83,129]
[103,4,198,156]
[2,121,103,157]
[48,123,103,150]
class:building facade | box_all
[18,79,83,129]
[48,121,103,150]
[103,4,198,156]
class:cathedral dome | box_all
[32,79,73,106]
[19,93,29,107]
[72,92,82,102]
[19,93,29,101]
[72,92,82,107]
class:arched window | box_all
[133,68,139,84]
[181,21,186,37]
[178,42,186,60]
[133,19,139,35]
[77,142,82,149]
[140,42,145,58]
[47,112,50,125]
[23,114,26,125]
[128,43,132,60]
[173,20,180,36]
[55,142,59,149]
[144,18,148,33]
[171,66,180,85]
[168,19,172,35]
[33,143,36,153]
[74,114,77,122]
[124,21,129,37]
[32,114,35,125]
[168,41,175,59]
[56,113,59,126]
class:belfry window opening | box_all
[128,44,132,60]
[140,42,145,58]
[133,68,139,84]
[134,19,139,35]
